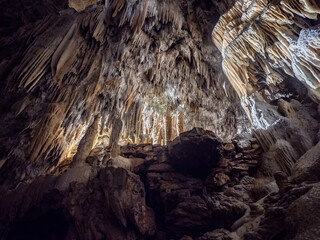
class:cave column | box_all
[72,114,101,166]
[178,111,184,134]
[166,109,172,143]
[109,115,123,157]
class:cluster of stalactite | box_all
[212,0,320,123]
[0,0,248,183]
[141,107,184,145]
[69,0,101,11]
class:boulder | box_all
[63,167,156,240]
[168,128,223,178]
[107,156,145,171]
[235,139,251,152]
[212,172,231,187]
[285,183,320,240]
[277,99,296,118]
[292,141,320,183]
[0,167,156,240]
[166,193,246,236]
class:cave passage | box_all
[0,0,320,239]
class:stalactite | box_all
[212,0,320,121]
[0,0,249,182]
[27,102,67,163]
[69,0,101,12]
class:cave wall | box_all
[212,0,320,125]
[0,1,320,239]
[0,0,248,184]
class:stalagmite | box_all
[0,1,320,240]
[109,116,123,147]
[72,114,101,166]
[165,109,173,142]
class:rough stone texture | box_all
[0,128,320,239]
[0,0,320,239]
[0,0,250,187]
[69,0,101,11]
[198,229,235,240]
[285,184,320,240]
[292,141,320,183]
[212,0,320,122]
[0,167,155,240]
[168,128,223,178]
[72,114,100,166]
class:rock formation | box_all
[0,0,248,184]
[212,0,320,124]
[1,127,320,239]
[0,0,320,239]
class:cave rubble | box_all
[0,0,320,239]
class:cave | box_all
[0,0,320,239]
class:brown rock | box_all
[235,139,251,151]
[213,173,231,187]
[231,165,249,172]
[285,183,320,240]
[168,128,223,178]
[143,145,153,152]
[219,158,230,168]
[292,141,320,183]
[224,143,235,152]
[148,163,175,173]
[278,99,296,118]
[199,228,234,240]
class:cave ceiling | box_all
[0,0,319,182]
[213,0,320,125]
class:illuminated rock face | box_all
[212,0,320,123]
[69,0,101,11]
[1,1,320,239]
[0,0,248,183]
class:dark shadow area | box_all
[6,208,71,240]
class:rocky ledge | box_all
[0,128,319,240]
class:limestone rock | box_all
[0,166,156,240]
[0,0,249,185]
[212,0,320,121]
[278,99,296,118]
[107,155,145,171]
[212,172,230,187]
[198,229,235,240]
[72,114,100,166]
[168,128,223,178]
[0,1,319,238]
[235,139,251,152]
[285,183,320,240]
[55,163,92,191]
[69,0,100,11]
[292,141,320,183]
[223,143,235,152]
